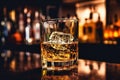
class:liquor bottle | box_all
[18,13,25,34]
[95,15,103,43]
[12,30,22,44]
[88,9,97,43]
[113,14,120,43]
[32,11,41,43]
[83,18,96,43]
[25,12,33,44]
[0,7,13,45]
[18,13,25,43]
[83,18,89,42]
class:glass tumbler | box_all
[41,18,78,70]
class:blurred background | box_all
[1,1,120,80]
[0,0,120,45]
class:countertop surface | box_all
[0,49,120,80]
[1,43,120,63]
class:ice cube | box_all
[49,31,74,44]
[49,31,74,50]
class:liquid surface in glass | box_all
[41,41,78,70]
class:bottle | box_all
[12,29,22,44]
[25,12,33,44]
[113,14,120,43]
[0,7,13,45]
[95,15,103,43]
[82,18,89,42]
[32,11,41,43]
[88,7,97,43]
[18,13,25,43]
[83,17,96,43]
[18,13,25,35]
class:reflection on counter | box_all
[41,69,78,80]
[0,50,41,72]
[1,49,120,80]
[42,59,106,80]
[78,59,106,80]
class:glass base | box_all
[41,67,78,80]
[42,60,78,71]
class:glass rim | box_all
[43,18,78,22]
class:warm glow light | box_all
[75,3,79,8]
[108,41,113,44]
[76,8,90,25]
[115,20,120,27]
[76,2,106,26]
[83,35,88,41]
[109,30,113,38]
[9,10,16,22]
[104,40,109,44]
[118,29,120,37]
[78,59,106,78]
[10,59,16,71]
[28,38,33,43]
[92,62,99,70]
[113,30,119,38]
[104,40,117,45]
[35,11,39,18]
[13,31,22,42]
[78,60,91,74]
[104,30,109,39]
[6,22,11,31]
[24,8,28,14]
[113,41,117,45]
[27,18,31,23]
[97,63,106,76]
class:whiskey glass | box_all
[41,18,78,70]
